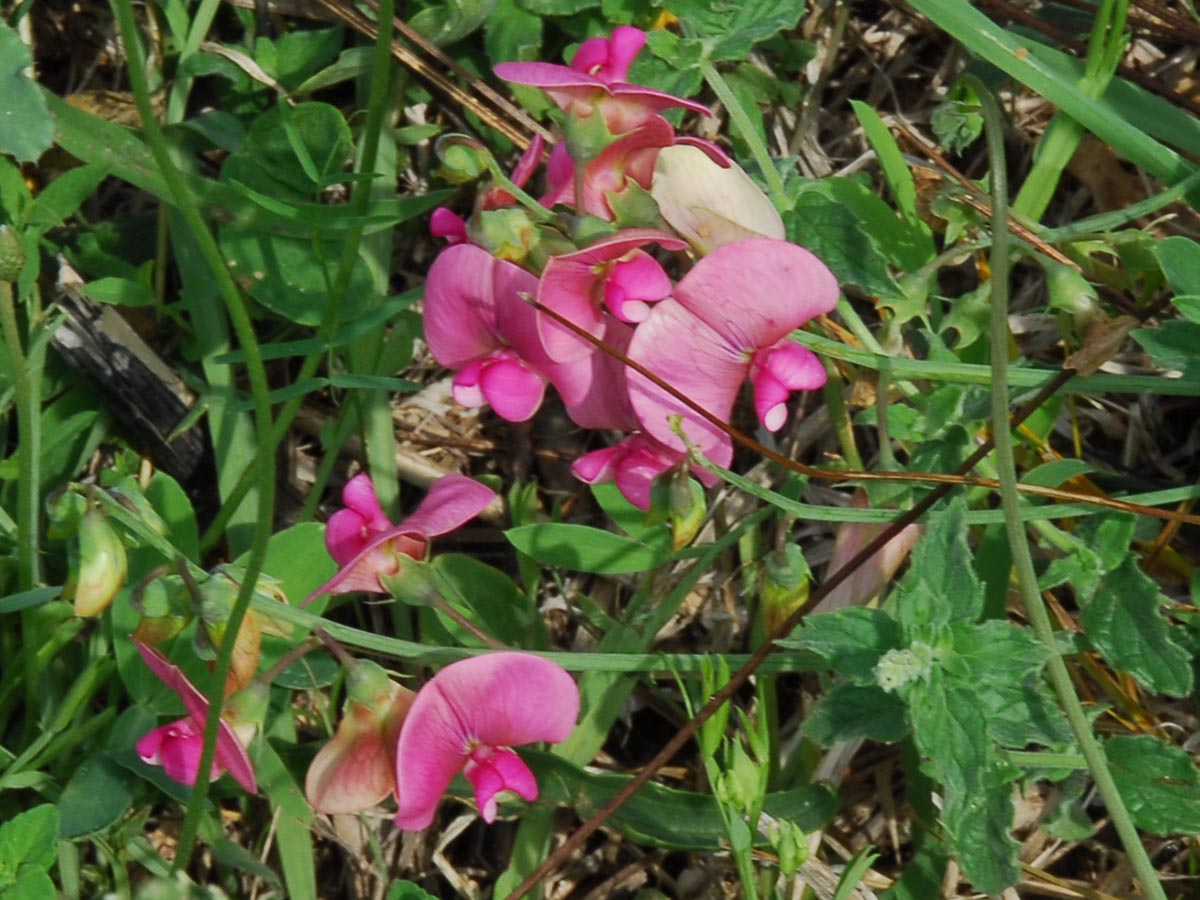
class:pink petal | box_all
[394,653,579,831]
[509,135,545,190]
[551,320,638,431]
[325,509,372,567]
[430,207,468,244]
[604,251,672,323]
[147,719,211,785]
[493,61,607,93]
[750,340,827,432]
[341,474,390,526]
[571,433,682,510]
[464,746,538,822]
[392,474,497,542]
[672,136,731,167]
[673,239,840,351]
[423,244,539,368]
[571,26,646,83]
[625,298,743,460]
[578,118,675,219]
[822,496,924,611]
[452,359,487,409]
[602,86,709,134]
[307,477,494,601]
[480,353,549,422]
[542,143,576,209]
[572,445,622,485]
[136,645,259,793]
[537,228,685,362]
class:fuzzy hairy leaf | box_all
[1108,735,1200,835]
[1081,557,1192,697]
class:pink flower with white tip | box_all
[395,652,579,829]
[625,239,838,462]
[134,643,257,793]
[572,432,725,511]
[536,228,686,362]
[307,474,496,600]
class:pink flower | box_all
[423,243,549,421]
[307,474,497,600]
[394,653,579,830]
[134,643,257,793]
[820,494,924,611]
[430,207,469,244]
[495,28,708,140]
[537,228,686,362]
[572,432,724,510]
[306,661,415,815]
[626,239,839,461]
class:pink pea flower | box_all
[572,432,726,510]
[424,243,549,421]
[306,661,416,815]
[626,239,839,461]
[134,643,257,793]
[307,474,497,600]
[821,493,924,611]
[395,653,579,830]
[430,207,469,244]
[537,228,686,362]
[495,27,708,140]
[430,136,548,246]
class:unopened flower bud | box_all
[759,545,811,637]
[436,134,491,183]
[380,558,440,607]
[669,476,706,550]
[469,208,537,263]
[66,511,128,617]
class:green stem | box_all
[973,76,1166,900]
[200,0,398,547]
[108,0,277,867]
[0,281,38,589]
[1011,0,1128,220]
[700,60,785,200]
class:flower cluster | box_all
[425,27,840,509]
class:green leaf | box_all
[909,678,1021,896]
[25,164,109,229]
[388,881,439,900]
[410,0,499,44]
[850,100,927,234]
[930,81,983,154]
[804,683,909,745]
[1108,735,1200,835]
[57,754,135,837]
[431,553,549,649]
[487,0,544,61]
[1133,320,1200,374]
[1021,459,1098,488]
[669,0,804,61]
[0,804,59,873]
[505,523,672,574]
[1157,236,1200,300]
[894,499,982,633]
[81,275,157,308]
[784,191,905,302]
[0,23,55,163]
[780,607,901,685]
[0,586,61,614]
[1081,557,1193,696]
[221,102,352,198]
[529,751,835,850]
[239,523,336,611]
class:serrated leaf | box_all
[505,523,672,574]
[0,804,58,872]
[780,607,902,684]
[669,0,804,61]
[894,499,982,633]
[785,191,904,303]
[0,23,55,162]
[804,683,909,745]
[1108,735,1200,835]
[909,678,1021,896]
[1081,557,1192,696]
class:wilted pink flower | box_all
[650,145,785,255]
[495,27,708,141]
[572,432,725,510]
[308,474,496,600]
[537,228,686,362]
[395,653,579,829]
[134,643,257,793]
[306,661,415,815]
[626,239,838,460]
[821,495,924,611]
